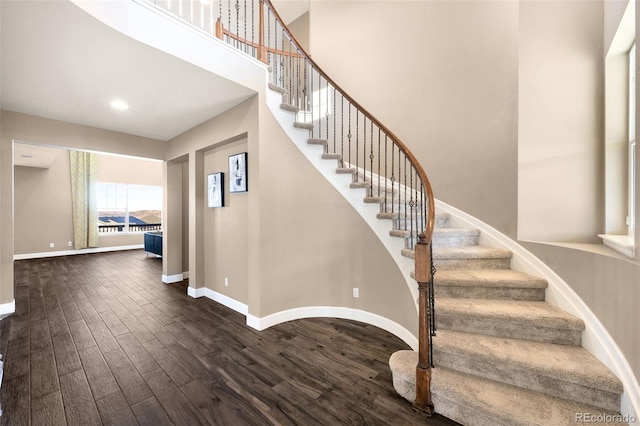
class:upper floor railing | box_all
[142,0,435,415]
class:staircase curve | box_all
[76,0,639,423]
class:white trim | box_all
[187,286,205,298]
[161,273,184,284]
[598,234,636,258]
[0,300,15,317]
[13,244,144,260]
[199,288,249,315]
[436,199,640,423]
[246,306,418,350]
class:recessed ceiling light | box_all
[110,99,129,111]
[20,155,33,158]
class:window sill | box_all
[597,234,636,258]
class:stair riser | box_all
[434,258,511,270]
[432,235,479,248]
[431,394,508,426]
[434,286,545,301]
[435,315,582,346]
[433,350,621,412]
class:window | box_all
[98,183,162,233]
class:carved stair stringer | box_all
[265,87,420,349]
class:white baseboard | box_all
[183,271,190,279]
[14,244,144,260]
[162,273,184,284]
[247,306,418,350]
[198,288,249,315]
[0,300,15,317]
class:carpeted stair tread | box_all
[435,269,547,289]
[402,246,513,268]
[390,352,621,426]
[280,103,299,113]
[433,246,512,260]
[336,167,357,174]
[268,83,286,95]
[436,298,584,345]
[294,122,314,130]
[322,153,342,160]
[433,330,622,411]
[433,367,623,426]
[308,138,327,145]
[432,269,547,300]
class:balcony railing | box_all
[141,0,436,415]
[99,223,162,233]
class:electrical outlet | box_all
[49,243,55,248]
[225,277,229,287]
[68,241,73,247]
[353,288,359,298]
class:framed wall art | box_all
[207,172,224,208]
[229,152,248,193]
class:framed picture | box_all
[229,152,248,193]
[207,172,224,208]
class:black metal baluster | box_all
[384,134,388,211]
[333,87,336,154]
[377,128,381,199]
[391,144,395,213]
[370,121,374,192]
[348,103,352,167]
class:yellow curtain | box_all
[69,151,99,249]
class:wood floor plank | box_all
[77,346,120,400]
[0,375,30,426]
[3,334,30,381]
[98,309,130,336]
[30,344,60,399]
[31,390,67,426]
[142,370,209,426]
[95,391,139,426]
[115,333,160,376]
[68,319,97,350]
[102,348,153,406]
[52,330,82,376]
[141,338,194,387]
[130,396,173,426]
[60,301,83,323]
[30,318,52,350]
[86,320,120,354]
[59,370,102,426]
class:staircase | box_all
[268,82,624,424]
[388,213,625,425]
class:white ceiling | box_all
[0,0,256,142]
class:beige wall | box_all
[308,0,519,238]
[166,95,418,333]
[1,111,166,305]
[203,139,249,303]
[14,150,74,254]
[518,0,605,243]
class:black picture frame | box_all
[207,172,224,208]
[229,152,248,193]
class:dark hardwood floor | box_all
[0,250,458,425]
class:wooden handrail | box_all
[217,19,303,59]
[261,0,435,244]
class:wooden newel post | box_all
[257,0,268,64]
[215,18,223,40]
[413,233,434,416]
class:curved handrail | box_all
[263,0,435,244]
